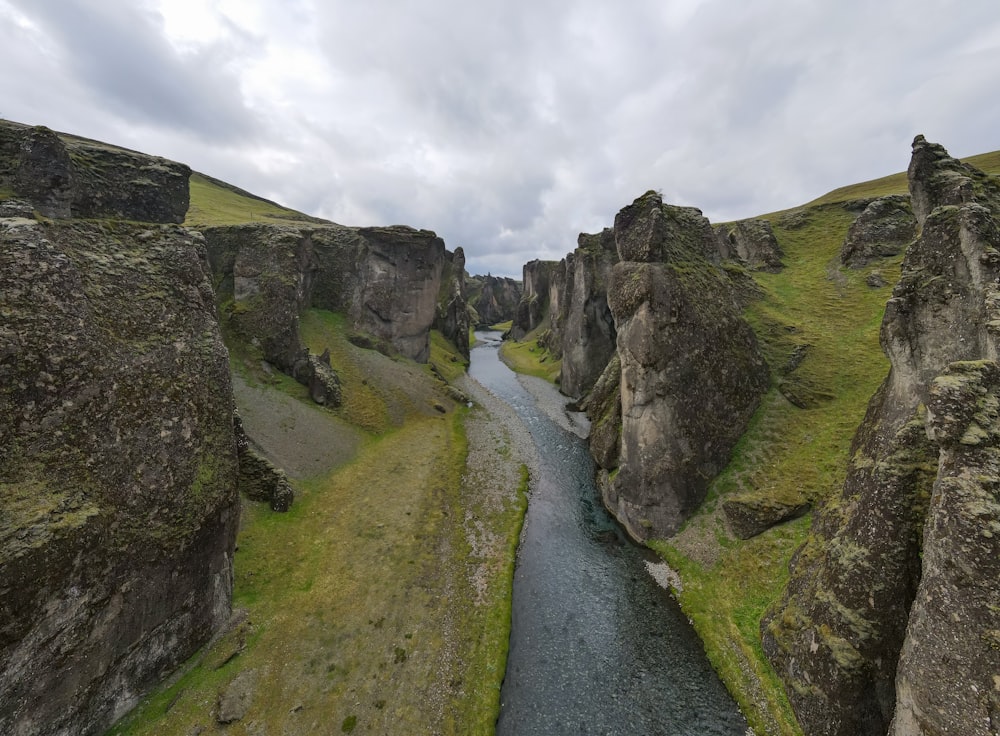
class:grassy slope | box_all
[109,180,525,734]
[498,326,562,383]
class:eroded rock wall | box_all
[599,192,770,540]
[557,228,619,399]
[512,259,560,339]
[763,137,1000,736]
[0,219,239,736]
[468,273,522,327]
[204,222,466,367]
[0,120,190,223]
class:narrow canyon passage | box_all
[468,332,747,736]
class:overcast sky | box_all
[2,0,998,277]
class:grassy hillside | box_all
[185,173,330,228]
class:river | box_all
[468,331,748,736]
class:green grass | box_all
[498,329,561,384]
[186,173,324,228]
[110,402,524,735]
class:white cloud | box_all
[1,0,999,276]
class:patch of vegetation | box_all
[185,173,324,228]
[498,328,561,384]
[429,329,469,384]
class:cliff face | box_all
[554,229,619,399]
[0,122,190,223]
[467,274,522,328]
[0,218,239,735]
[511,259,561,339]
[763,137,1000,736]
[840,195,917,268]
[204,222,468,371]
[597,192,770,540]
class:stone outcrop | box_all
[433,246,472,362]
[554,229,619,399]
[467,274,522,327]
[205,221,468,391]
[511,259,561,339]
[0,120,190,223]
[596,192,770,540]
[713,218,784,272]
[722,496,811,540]
[0,218,239,735]
[235,415,294,512]
[840,195,917,267]
[763,137,1000,736]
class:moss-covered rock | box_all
[0,218,239,735]
[602,192,770,541]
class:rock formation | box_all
[0,121,190,223]
[840,195,917,267]
[511,259,561,339]
[433,245,472,362]
[467,273,522,327]
[589,192,770,540]
[0,217,239,735]
[763,136,1000,736]
[205,221,469,387]
[713,218,784,272]
[553,228,619,399]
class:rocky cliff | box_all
[204,220,469,379]
[713,218,784,272]
[594,192,770,540]
[511,259,561,339]
[840,195,917,268]
[0,121,190,223]
[551,228,619,399]
[466,273,522,327]
[763,137,1000,736]
[0,215,239,734]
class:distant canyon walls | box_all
[763,137,1000,736]
[204,221,470,374]
[514,192,772,540]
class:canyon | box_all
[2,117,999,736]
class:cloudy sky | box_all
[2,0,998,277]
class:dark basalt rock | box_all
[763,137,1000,736]
[0,121,191,223]
[555,229,619,399]
[713,218,785,272]
[468,273,522,327]
[840,195,916,268]
[722,496,811,540]
[512,259,561,339]
[0,219,239,736]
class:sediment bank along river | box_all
[469,331,747,736]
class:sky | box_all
[1,0,999,277]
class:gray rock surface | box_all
[713,218,784,272]
[0,218,239,736]
[840,195,916,267]
[600,191,770,541]
[468,273,522,327]
[0,120,190,223]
